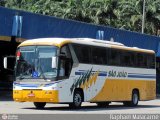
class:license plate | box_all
[28,93,35,97]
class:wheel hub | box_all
[74,94,81,106]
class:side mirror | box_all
[3,56,16,71]
[3,57,7,69]
[52,57,57,69]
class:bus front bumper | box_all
[13,90,59,103]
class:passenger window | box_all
[137,53,147,68]
[72,44,90,64]
[60,45,71,58]
[147,54,155,69]
[121,51,135,67]
[59,45,73,78]
[92,47,107,65]
[109,49,120,66]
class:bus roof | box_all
[18,38,155,54]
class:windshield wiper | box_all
[38,64,47,80]
[19,74,25,80]
[36,56,47,80]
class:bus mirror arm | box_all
[3,56,16,71]
[4,57,7,69]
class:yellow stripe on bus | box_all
[90,79,156,102]
[13,90,59,103]
[18,39,72,48]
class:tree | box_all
[116,0,142,32]
[145,0,160,35]
[0,0,6,6]
[0,0,160,35]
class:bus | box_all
[6,38,156,109]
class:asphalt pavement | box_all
[1,91,160,120]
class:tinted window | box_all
[147,54,155,68]
[108,49,120,66]
[91,47,107,65]
[60,45,72,58]
[60,45,73,77]
[121,51,135,67]
[72,44,90,63]
[136,53,147,68]
[72,43,155,69]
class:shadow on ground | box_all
[22,103,160,112]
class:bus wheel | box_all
[96,102,110,108]
[33,102,46,109]
[69,91,82,109]
[123,90,139,107]
[131,90,139,106]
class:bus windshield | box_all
[16,46,58,80]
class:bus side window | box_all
[72,44,90,64]
[91,47,107,65]
[60,45,73,77]
[137,53,147,68]
[109,49,120,66]
[120,51,135,67]
[60,45,71,58]
[59,59,65,76]
[147,54,155,69]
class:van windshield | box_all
[15,46,58,80]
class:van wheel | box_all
[123,90,139,107]
[69,91,82,109]
[33,102,46,109]
[96,102,110,108]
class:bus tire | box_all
[69,90,83,109]
[96,102,110,108]
[123,90,139,107]
[131,90,139,106]
[33,102,46,109]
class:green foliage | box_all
[0,0,160,35]
[0,0,6,6]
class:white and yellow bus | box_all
[8,38,156,109]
